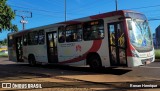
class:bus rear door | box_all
[46,31,58,63]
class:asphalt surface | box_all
[0,57,160,91]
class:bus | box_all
[8,10,155,68]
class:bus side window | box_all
[66,25,75,42]
[28,32,32,45]
[58,26,65,43]
[66,24,82,42]
[77,24,83,41]
[38,30,45,44]
[28,31,38,45]
[83,19,104,41]
[34,31,39,45]
[99,24,104,38]
[83,27,91,40]
[66,29,73,42]
[23,34,28,46]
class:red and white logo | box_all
[76,45,81,52]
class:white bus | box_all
[8,10,155,68]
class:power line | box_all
[9,0,65,10]
[14,10,32,30]
[127,4,160,10]
[9,4,86,16]
[9,1,160,21]
[9,1,160,18]
[10,4,63,14]
[148,19,160,21]
[44,0,65,8]
[69,0,113,13]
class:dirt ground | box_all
[0,57,160,91]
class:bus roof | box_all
[8,10,141,36]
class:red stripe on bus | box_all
[90,11,124,20]
[123,20,133,56]
[59,40,102,64]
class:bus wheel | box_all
[28,55,36,66]
[89,55,102,69]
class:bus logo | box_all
[76,45,81,52]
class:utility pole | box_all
[14,10,32,30]
[115,0,118,11]
[21,16,26,30]
[64,0,66,21]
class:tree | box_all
[0,0,18,32]
[0,38,7,46]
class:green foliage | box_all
[0,0,18,32]
[155,49,160,59]
[0,38,7,46]
[0,53,8,57]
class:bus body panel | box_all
[23,45,48,63]
[7,10,155,67]
[8,47,17,62]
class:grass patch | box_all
[155,49,160,59]
[0,53,8,57]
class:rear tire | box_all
[89,55,102,69]
[28,55,36,66]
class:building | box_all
[155,25,160,49]
[153,33,157,47]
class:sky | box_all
[1,0,160,40]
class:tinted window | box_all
[28,31,38,45]
[66,24,82,42]
[58,26,65,43]
[38,30,45,44]
[83,20,104,40]
[23,34,28,46]
[77,24,83,41]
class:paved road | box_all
[0,57,160,91]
